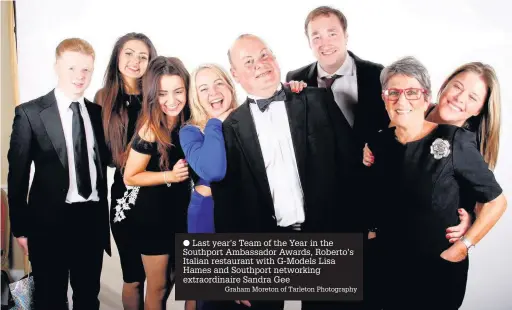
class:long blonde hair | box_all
[437,62,501,170]
[188,64,238,131]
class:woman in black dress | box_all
[363,61,503,243]
[94,32,157,310]
[366,57,507,309]
[123,56,192,310]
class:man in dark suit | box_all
[7,38,110,310]
[286,6,389,154]
[286,6,389,310]
[209,34,359,310]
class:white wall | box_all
[14,0,512,309]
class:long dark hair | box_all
[96,32,157,168]
[124,56,191,170]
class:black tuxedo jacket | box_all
[211,86,362,234]
[7,90,111,255]
[286,50,389,153]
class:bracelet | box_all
[163,171,172,187]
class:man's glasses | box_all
[383,88,427,101]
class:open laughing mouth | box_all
[210,98,223,109]
[127,67,140,74]
[321,49,337,56]
[164,103,181,112]
[256,70,272,79]
[448,102,463,112]
[395,109,412,115]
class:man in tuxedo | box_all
[210,34,359,310]
[7,38,110,310]
[286,6,389,310]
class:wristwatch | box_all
[460,236,475,253]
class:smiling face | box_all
[307,13,348,74]
[229,35,281,98]
[195,68,233,118]
[383,74,430,128]
[55,51,94,100]
[118,39,150,80]
[158,74,187,118]
[437,71,488,127]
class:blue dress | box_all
[179,118,227,233]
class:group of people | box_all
[6,5,507,310]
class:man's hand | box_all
[16,237,29,256]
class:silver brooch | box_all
[430,138,451,159]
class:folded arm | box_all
[179,118,227,183]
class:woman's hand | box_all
[286,80,307,93]
[440,241,468,263]
[363,143,375,166]
[217,108,234,122]
[445,208,472,243]
[168,159,189,183]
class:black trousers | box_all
[381,251,468,310]
[363,237,383,310]
[28,201,105,310]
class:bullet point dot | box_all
[183,240,190,247]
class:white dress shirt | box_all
[317,53,358,127]
[54,88,99,203]
[248,84,305,227]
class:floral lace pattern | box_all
[113,186,140,223]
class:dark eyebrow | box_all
[124,48,148,55]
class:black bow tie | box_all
[248,87,286,112]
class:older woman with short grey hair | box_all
[365,57,507,309]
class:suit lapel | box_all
[231,102,273,209]
[283,87,306,189]
[349,50,371,133]
[306,63,319,87]
[40,90,68,171]
[85,100,105,182]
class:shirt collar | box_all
[317,53,355,78]
[247,83,283,101]
[54,87,85,111]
